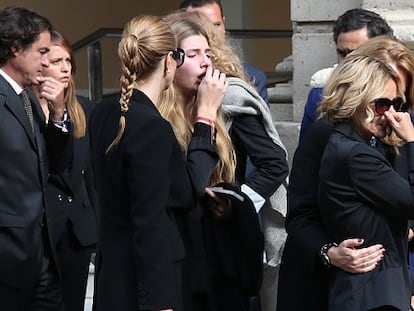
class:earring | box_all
[166,68,170,74]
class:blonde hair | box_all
[173,10,249,82]
[319,54,401,145]
[350,36,414,110]
[319,36,414,148]
[107,15,177,152]
[161,13,236,184]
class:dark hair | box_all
[0,6,53,65]
[333,9,393,43]
[179,0,224,18]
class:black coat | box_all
[277,118,332,311]
[47,96,97,250]
[0,75,72,309]
[178,113,285,311]
[90,90,218,311]
[230,114,288,199]
[319,123,414,311]
[278,119,412,311]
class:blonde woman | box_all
[318,52,414,311]
[161,12,288,311]
[89,15,226,311]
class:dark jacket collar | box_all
[331,122,367,145]
[130,89,154,108]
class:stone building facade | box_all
[273,0,414,164]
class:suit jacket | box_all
[90,90,218,311]
[277,118,332,311]
[230,114,288,199]
[319,123,414,311]
[0,74,72,295]
[299,87,323,141]
[47,96,97,250]
[243,62,269,104]
[278,119,413,311]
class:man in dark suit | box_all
[0,6,72,311]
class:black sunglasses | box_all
[374,97,407,115]
[171,48,185,68]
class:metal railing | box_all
[73,28,293,104]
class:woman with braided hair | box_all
[89,15,227,311]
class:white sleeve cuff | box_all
[51,110,70,133]
[241,184,266,213]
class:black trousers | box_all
[0,250,64,311]
[24,246,64,311]
[56,221,93,311]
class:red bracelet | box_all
[196,116,215,143]
[196,116,215,126]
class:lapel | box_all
[0,76,37,149]
[50,96,91,194]
[55,134,87,195]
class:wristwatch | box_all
[319,242,338,267]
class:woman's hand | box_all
[328,238,385,273]
[36,76,66,121]
[204,187,233,219]
[196,66,228,120]
[384,107,414,143]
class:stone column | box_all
[362,0,414,42]
[290,0,362,122]
[290,0,414,125]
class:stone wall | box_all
[290,0,414,123]
[290,0,362,122]
[273,0,414,161]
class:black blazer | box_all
[277,118,332,311]
[47,96,97,250]
[90,90,218,311]
[319,123,414,311]
[230,114,288,198]
[0,75,72,296]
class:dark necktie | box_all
[20,89,34,133]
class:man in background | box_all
[180,0,270,105]
[298,8,393,141]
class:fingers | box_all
[204,188,232,219]
[331,239,385,274]
[352,247,384,272]
[196,66,228,119]
[205,187,216,198]
[340,238,365,249]
[384,110,414,142]
[37,76,65,101]
[204,67,227,93]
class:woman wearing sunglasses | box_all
[318,50,414,311]
[89,15,226,311]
